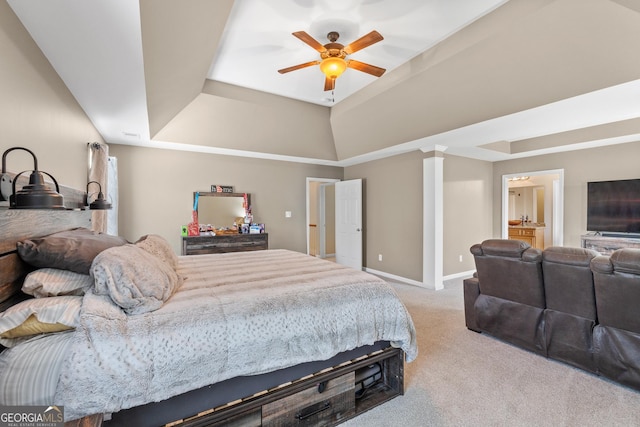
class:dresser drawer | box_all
[182,234,268,255]
[262,372,355,427]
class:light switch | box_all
[285,211,292,218]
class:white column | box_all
[423,148,445,290]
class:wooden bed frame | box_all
[0,198,405,427]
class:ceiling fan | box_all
[278,30,386,91]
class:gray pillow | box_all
[17,228,128,274]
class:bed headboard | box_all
[0,208,91,311]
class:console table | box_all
[581,234,640,255]
[182,233,268,255]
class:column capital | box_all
[421,145,448,157]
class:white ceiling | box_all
[208,0,509,106]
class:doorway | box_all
[306,177,339,258]
[501,169,564,247]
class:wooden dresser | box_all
[508,225,544,250]
[182,233,268,255]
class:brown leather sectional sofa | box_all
[464,239,640,392]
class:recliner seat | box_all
[542,246,599,373]
[591,248,640,390]
[469,239,546,355]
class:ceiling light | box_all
[319,57,347,80]
[508,176,530,182]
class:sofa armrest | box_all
[463,276,481,332]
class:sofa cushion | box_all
[477,239,533,258]
[610,248,640,275]
[542,246,599,320]
[472,240,545,308]
[592,249,640,333]
[543,246,599,266]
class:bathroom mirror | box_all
[508,185,544,224]
[195,192,248,228]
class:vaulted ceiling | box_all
[7,0,640,165]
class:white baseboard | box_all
[443,270,476,281]
[364,268,423,287]
[365,267,476,288]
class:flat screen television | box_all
[587,178,640,234]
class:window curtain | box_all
[88,142,118,234]
[107,156,118,235]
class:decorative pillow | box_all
[135,234,179,270]
[17,228,128,274]
[0,331,75,405]
[91,245,182,315]
[22,268,93,298]
[0,296,82,347]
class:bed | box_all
[0,204,417,427]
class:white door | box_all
[335,179,362,270]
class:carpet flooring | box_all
[341,278,640,426]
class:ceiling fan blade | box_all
[347,60,386,77]
[343,30,383,55]
[324,76,336,91]
[278,60,320,74]
[292,31,326,53]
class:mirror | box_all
[195,192,249,228]
[508,185,544,224]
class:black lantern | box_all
[85,180,112,210]
[0,147,65,209]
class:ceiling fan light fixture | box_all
[320,57,347,80]
[279,30,385,90]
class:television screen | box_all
[587,178,640,234]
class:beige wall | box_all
[154,81,338,161]
[344,151,424,281]
[109,144,343,254]
[110,145,498,282]
[343,151,494,281]
[443,155,494,275]
[0,2,103,191]
[493,141,640,248]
